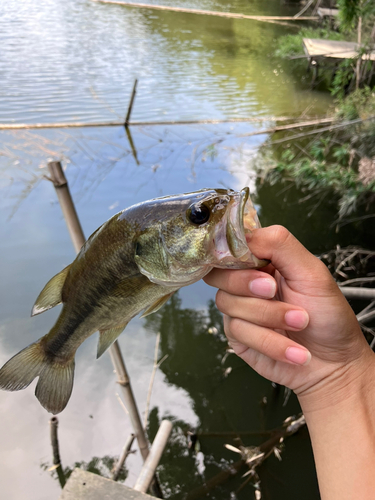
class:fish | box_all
[0,187,266,414]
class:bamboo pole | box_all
[356,16,363,90]
[238,116,335,138]
[125,79,138,126]
[46,161,162,496]
[49,416,66,488]
[0,115,303,130]
[134,420,173,493]
[91,0,319,21]
[111,433,135,481]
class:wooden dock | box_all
[59,468,157,500]
[303,38,375,61]
[317,8,339,19]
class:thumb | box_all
[248,226,332,288]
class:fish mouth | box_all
[213,188,268,269]
[226,187,259,260]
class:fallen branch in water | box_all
[184,414,306,499]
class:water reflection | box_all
[143,293,319,499]
[42,453,128,485]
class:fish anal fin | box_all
[97,324,128,359]
[140,292,175,319]
[32,264,71,317]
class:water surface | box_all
[0,1,370,499]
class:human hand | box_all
[204,225,374,411]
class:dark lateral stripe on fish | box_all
[45,268,147,357]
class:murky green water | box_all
[0,1,373,500]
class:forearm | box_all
[298,354,375,499]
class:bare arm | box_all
[204,225,375,499]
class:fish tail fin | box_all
[0,341,75,414]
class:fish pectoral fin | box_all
[140,292,175,318]
[31,264,72,316]
[97,324,128,359]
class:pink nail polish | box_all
[285,310,309,329]
[249,278,276,298]
[285,347,311,366]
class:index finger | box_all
[204,268,277,299]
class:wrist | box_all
[297,347,375,415]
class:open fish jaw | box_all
[213,188,264,269]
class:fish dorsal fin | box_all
[140,292,175,318]
[31,264,71,317]
[97,323,128,359]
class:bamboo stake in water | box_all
[49,416,66,488]
[46,161,151,462]
[134,420,173,493]
[125,79,138,126]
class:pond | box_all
[0,1,373,500]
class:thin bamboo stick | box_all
[134,420,173,493]
[111,433,135,481]
[46,162,156,470]
[0,115,301,130]
[91,0,319,21]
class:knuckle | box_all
[271,225,291,247]
[258,331,274,354]
[215,290,226,311]
[257,300,271,324]
[227,317,244,337]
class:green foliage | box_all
[337,0,375,31]
[337,0,362,30]
[263,127,375,218]
[331,59,356,100]
[336,86,375,119]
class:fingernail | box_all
[249,278,276,298]
[285,310,309,329]
[285,347,311,366]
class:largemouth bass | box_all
[0,187,266,414]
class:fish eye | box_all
[187,203,210,225]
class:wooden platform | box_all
[59,468,157,500]
[303,38,375,61]
[317,8,339,18]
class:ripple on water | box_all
[0,0,332,124]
